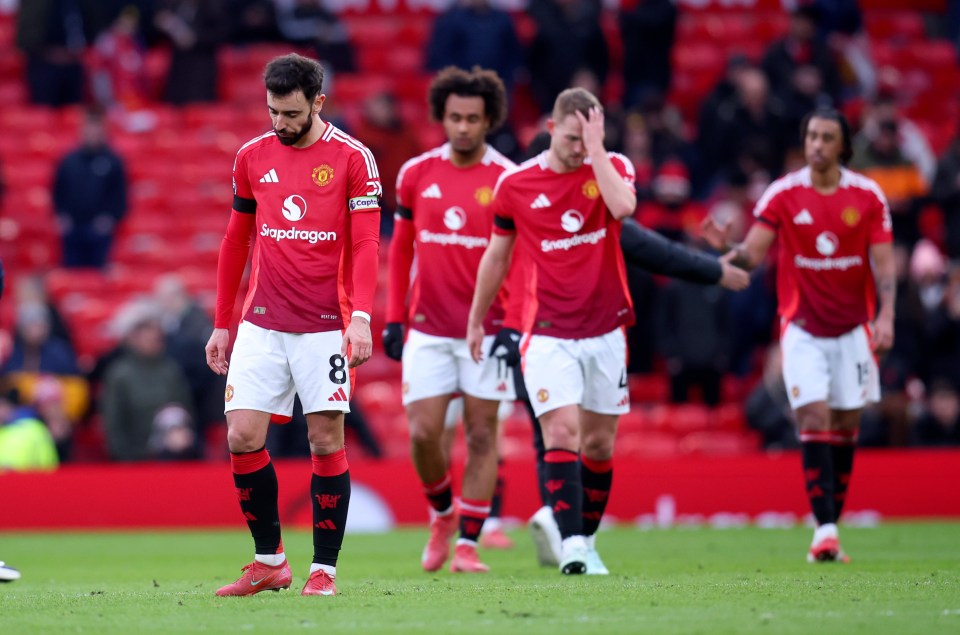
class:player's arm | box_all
[467,229,516,362]
[701,215,776,272]
[621,219,749,290]
[205,204,255,375]
[869,241,896,354]
[577,107,636,220]
[383,206,415,361]
[343,208,380,368]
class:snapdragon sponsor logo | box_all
[541,227,607,253]
[418,229,488,249]
[794,255,863,271]
[261,224,338,244]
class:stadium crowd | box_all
[1,0,959,474]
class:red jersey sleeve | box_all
[869,187,894,245]
[752,185,784,229]
[347,150,381,315]
[491,172,516,235]
[609,151,637,193]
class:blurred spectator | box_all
[911,379,960,446]
[620,110,654,202]
[618,0,677,109]
[919,258,960,390]
[13,275,74,351]
[656,253,731,406]
[810,0,876,100]
[148,404,199,460]
[930,131,960,259]
[527,0,608,114]
[101,302,194,461]
[153,273,223,457]
[53,108,128,269]
[698,66,790,190]
[744,344,798,450]
[29,374,75,462]
[351,91,423,237]
[849,99,929,246]
[635,159,705,242]
[0,386,59,471]
[633,92,698,177]
[229,0,282,44]
[1,303,79,376]
[425,0,523,94]
[273,0,355,72]
[761,4,842,108]
[16,0,106,106]
[87,6,152,119]
[154,0,229,104]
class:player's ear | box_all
[314,94,326,114]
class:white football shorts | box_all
[401,329,516,405]
[522,328,629,418]
[225,321,351,415]
[780,321,880,410]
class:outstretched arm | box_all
[701,216,776,271]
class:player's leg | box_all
[300,409,349,596]
[480,400,515,550]
[782,322,838,562]
[578,328,630,575]
[450,339,515,571]
[217,323,295,597]
[821,324,879,563]
[515,366,562,565]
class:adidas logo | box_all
[421,183,442,199]
[259,168,279,183]
[793,209,813,225]
[327,387,348,402]
[530,193,551,208]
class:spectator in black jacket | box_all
[53,109,128,268]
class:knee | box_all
[796,407,830,432]
[463,422,496,457]
[226,425,261,453]
[542,422,579,451]
[407,417,441,448]
[581,430,615,461]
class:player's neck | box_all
[449,144,486,168]
[809,164,841,193]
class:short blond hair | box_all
[552,88,602,122]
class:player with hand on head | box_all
[500,216,749,569]
[468,87,637,575]
[382,66,517,573]
[205,53,381,596]
[701,106,895,563]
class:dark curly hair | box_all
[264,53,324,102]
[800,106,853,165]
[427,66,507,131]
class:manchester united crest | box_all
[312,164,335,187]
[475,186,494,206]
[582,180,600,200]
[841,207,860,227]
[537,388,549,403]
[225,384,235,402]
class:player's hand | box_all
[381,322,404,362]
[342,315,372,368]
[205,328,230,375]
[700,215,730,251]
[717,252,750,291]
[467,322,485,363]
[574,106,606,156]
[871,313,895,355]
[489,327,522,367]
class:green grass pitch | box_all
[1,523,959,634]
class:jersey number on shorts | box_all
[618,369,628,389]
[855,362,869,387]
[329,354,347,385]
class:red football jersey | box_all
[492,151,636,339]
[232,125,382,333]
[753,166,892,337]
[391,144,514,337]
